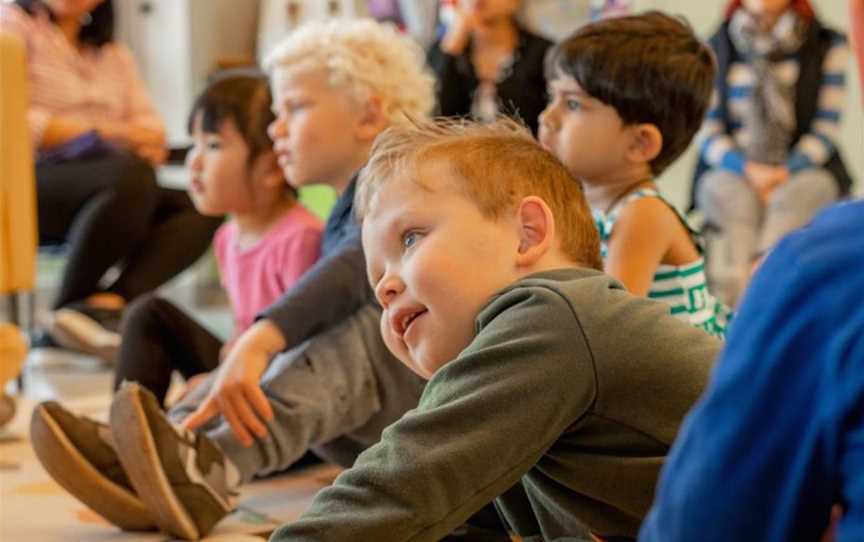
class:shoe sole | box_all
[30,404,155,531]
[111,386,200,540]
[48,310,119,364]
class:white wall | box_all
[633,0,863,210]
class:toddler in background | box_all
[113,72,323,406]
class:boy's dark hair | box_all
[17,0,114,48]
[187,69,276,167]
[546,11,716,175]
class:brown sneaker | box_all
[110,383,238,541]
[29,402,156,531]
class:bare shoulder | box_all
[613,195,680,239]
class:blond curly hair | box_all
[264,18,435,125]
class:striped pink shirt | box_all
[0,3,164,149]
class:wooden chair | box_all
[0,32,37,386]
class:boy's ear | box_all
[515,196,555,268]
[354,95,389,141]
[624,123,663,165]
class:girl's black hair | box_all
[187,69,276,167]
[16,0,114,48]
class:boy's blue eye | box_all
[206,141,221,150]
[402,231,418,250]
[567,100,582,111]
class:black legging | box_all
[36,150,222,309]
[114,294,221,405]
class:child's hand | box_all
[219,337,238,362]
[182,319,286,447]
[177,372,211,402]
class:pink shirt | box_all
[0,4,164,148]
[214,204,323,335]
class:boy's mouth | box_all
[390,307,427,339]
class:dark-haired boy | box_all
[539,11,730,337]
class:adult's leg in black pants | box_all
[108,188,223,301]
[114,294,221,406]
[37,151,161,309]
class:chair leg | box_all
[7,292,26,392]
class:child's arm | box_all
[184,234,370,445]
[604,198,678,297]
[260,232,371,343]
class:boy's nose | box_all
[375,275,404,309]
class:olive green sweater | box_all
[270,268,720,541]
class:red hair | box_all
[724,0,814,22]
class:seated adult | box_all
[427,0,551,135]
[0,0,222,359]
[692,0,852,306]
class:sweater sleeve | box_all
[696,89,747,175]
[427,42,471,118]
[258,231,373,352]
[786,35,849,173]
[269,285,595,542]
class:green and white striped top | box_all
[593,189,731,338]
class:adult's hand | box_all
[100,122,167,165]
[183,319,287,447]
[440,0,480,55]
[134,143,168,166]
[745,161,789,204]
